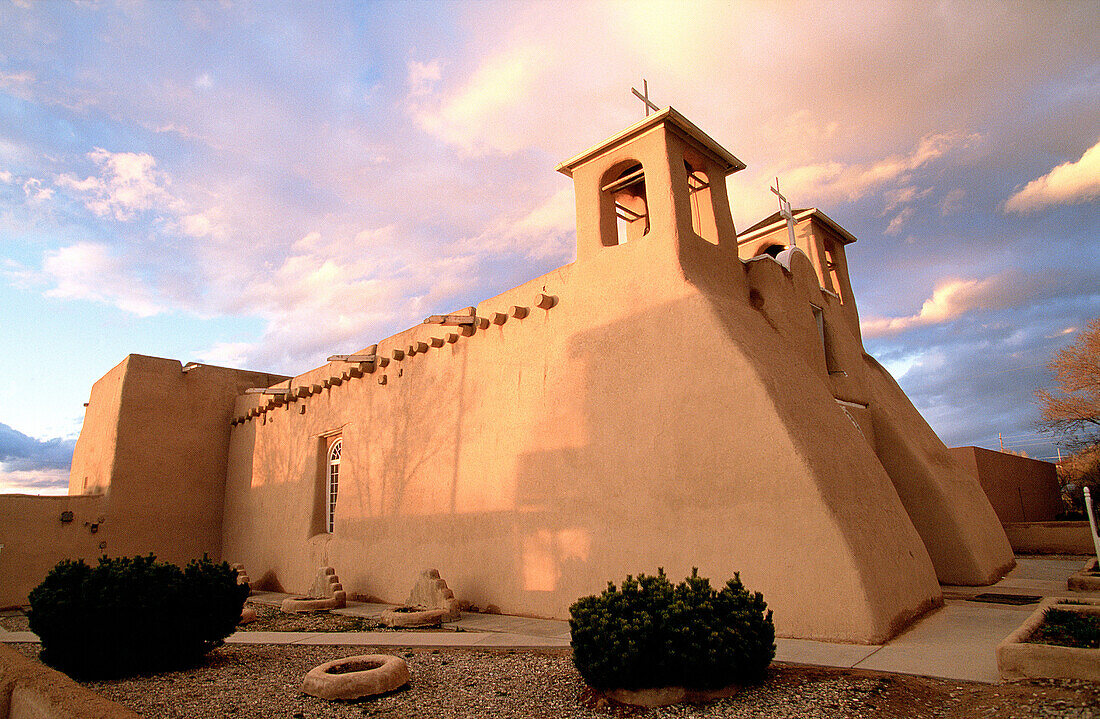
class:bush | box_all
[28,554,248,678]
[569,568,775,690]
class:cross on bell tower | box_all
[771,177,798,250]
[631,79,659,117]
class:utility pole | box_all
[999,432,1004,452]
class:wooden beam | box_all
[423,314,477,326]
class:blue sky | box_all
[1,1,1097,493]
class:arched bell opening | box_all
[684,159,719,245]
[600,161,649,246]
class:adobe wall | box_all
[0,644,140,719]
[0,494,105,608]
[950,446,1063,523]
[69,355,286,566]
[1002,521,1095,555]
[731,222,1014,584]
[222,225,947,643]
[856,363,1015,585]
[725,245,1013,586]
[67,360,125,497]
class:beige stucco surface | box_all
[55,107,1016,643]
[0,495,105,608]
[951,445,1063,523]
[1003,521,1095,555]
[0,644,140,719]
[65,355,286,564]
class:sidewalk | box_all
[3,556,1096,684]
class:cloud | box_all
[0,70,34,86]
[455,187,576,262]
[859,267,1094,339]
[408,45,545,154]
[179,212,214,238]
[940,188,966,215]
[197,341,255,369]
[0,422,74,473]
[406,60,441,98]
[56,147,177,221]
[0,70,34,102]
[1005,138,1100,213]
[0,468,69,495]
[862,272,1021,337]
[884,207,914,235]
[781,132,981,206]
[42,242,165,317]
[153,122,205,142]
[21,177,53,203]
[204,226,467,370]
[2,0,1097,461]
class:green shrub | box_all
[569,568,775,690]
[28,554,248,678]
[1030,608,1100,649]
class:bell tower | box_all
[555,107,746,264]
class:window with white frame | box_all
[326,439,341,533]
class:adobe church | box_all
[27,108,1018,642]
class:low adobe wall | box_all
[0,495,106,609]
[1002,521,1096,555]
[951,446,1062,523]
[0,645,139,719]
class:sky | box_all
[0,0,1097,494]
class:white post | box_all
[1084,487,1100,564]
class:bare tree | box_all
[1036,317,1100,451]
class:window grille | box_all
[327,439,341,533]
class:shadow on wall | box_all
[506,289,927,622]
[231,287,939,639]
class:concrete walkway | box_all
[4,556,1096,684]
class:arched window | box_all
[326,439,341,533]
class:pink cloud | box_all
[861,272,1022,338]
[1005,138,1100,213]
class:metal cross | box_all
[771,178,798,249]
[631,79,659,117]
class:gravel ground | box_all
[2,603,422,635]
[0,609,29,632]
[8,643,1099,719]
[239,603,382,633]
